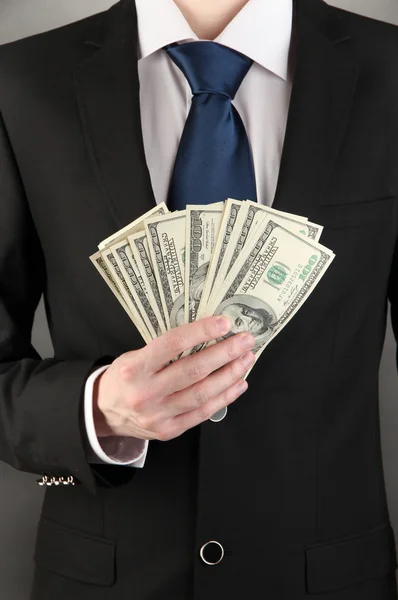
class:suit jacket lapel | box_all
[273,0,359,219]
[74,0,156,230]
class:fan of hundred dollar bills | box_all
[90,199,335,373]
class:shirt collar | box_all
[135,0,292,81]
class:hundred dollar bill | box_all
[128,230,167,334]
[145,211,186,330]
[111,238,165,339]
[197,198,244,319]
[205,219,335,361]
[246,200,323,242]
[92,203,170,341]
[89,251,134,319]
[98,202,169,251]
[205,201,323,312]
[100,247,151,343]
[184,203,224,325]
[203,202,273,311]
[217,202,318,281]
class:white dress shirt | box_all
[84,0,293,466]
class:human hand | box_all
[93,316,255,441]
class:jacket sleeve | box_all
[0,111,135,495]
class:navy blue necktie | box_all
[164,41,257,210]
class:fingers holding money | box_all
[94,317,254,442]
[142,350,254,442]
[141,316,233,372]
[152,330,255,399]
[159,378,250,442]
[163,349,255,420]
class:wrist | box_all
[92,371,115,438]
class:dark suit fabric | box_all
[0,0,397,598]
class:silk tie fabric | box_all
[164,41,257,210]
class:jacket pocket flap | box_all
[34,518,116,586]
[305,523,397,594]
[318,196,395,229]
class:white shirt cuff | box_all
[84,365,149,467]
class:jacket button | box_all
[209,407,227,422]
[200,541,224,565]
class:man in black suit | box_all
[1,0,398,598]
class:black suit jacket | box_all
[0,0,398,598]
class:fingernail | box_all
[236,380,248,395]
[241,351,255,368]
[216,316,231,333]
[241,333,255,350]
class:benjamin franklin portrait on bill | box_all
[214,294,277,350]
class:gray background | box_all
[0,0,397,597]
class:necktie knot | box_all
[164,41,253,100]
